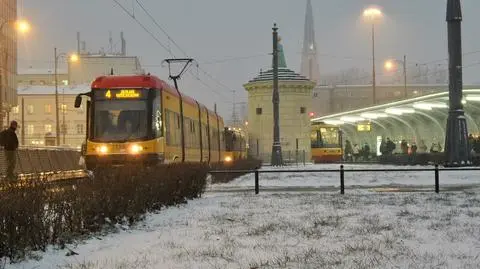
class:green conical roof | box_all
[248,37,310,83]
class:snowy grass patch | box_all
[11,187,480,269]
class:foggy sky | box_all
[17,0,480,118]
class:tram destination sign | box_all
[94,88,149,100]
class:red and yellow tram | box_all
[75,74,243,169]
[310,122,342,163]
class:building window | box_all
[44,104,52,114]
[76,124,84,134]
[61,104,67,114]
[256,107,262,115]
[313,93,318,97]
[300,107,306,114]
[44,124,52,133]
[27,105,34,114]
[12,106,19,114]
[27,125,34,135]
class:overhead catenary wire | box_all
[116,0,252,103]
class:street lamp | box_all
[384,55,407,99]
[362,6,383,105]
[0,19,30,129]
[54,48,78,146]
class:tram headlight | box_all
[96,145,108,155]
[129,144,143,154]
[224,156,233,163]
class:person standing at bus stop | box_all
[0,121,19,181]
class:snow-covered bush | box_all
[0,163,209,263]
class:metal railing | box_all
[0,147,86,182]
[210,165,480,195]
[254,150,307,166]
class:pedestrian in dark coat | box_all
[1,121,19,180]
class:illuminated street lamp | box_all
[15,20,30,34]
[54,48,79,146]
[362,6,383,104]
[0,18,31,129]
[384,55,408,99]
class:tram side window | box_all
[172,112,180,146]
[152,92,162,138]
[221,131,225,151]
[225,131,233,151]
[165,109,171,145]
[211,128,218,150]
[201,124,207,149]
[311,129,323,148]
[311,127,339,148]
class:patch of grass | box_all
[355,215,393,235]
[247,223,279,236]
[312,215,342,228]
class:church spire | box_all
[300,0,320,84]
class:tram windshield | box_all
[93,100,148,142]
[225,129,245,151]
[311,126,340,148]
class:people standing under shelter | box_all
[401,139,408,154]
[352,143,360,162]
[362,143,370,160]
[386,138,396,155]
[344,140,353,162]
[0,121,19,181]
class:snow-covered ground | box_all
[210,163,480,192]
[8,164,480,269]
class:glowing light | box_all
[363,7,383,21]
[129,144,143,154]
[466,95,480,101]
[96,145,108,154]
[340,116,365,123]
[15,20,30,34]
[116,89,140,98]
[385,108,415,115]
[360,113,388,119]
[413,102,448,110]
[412,104,433,110]
[224,156,233,162]
[309,112,315,117]
[323,120,344,125]
[384,60,395,71]
[309,44,314,50]
[70,54,79,62]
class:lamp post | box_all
[271,23,283,166]
[0,19,29,129]
[445,0,469,166]
[384,55,408,98]
[362,7,383,105]
[54,48,78,146]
